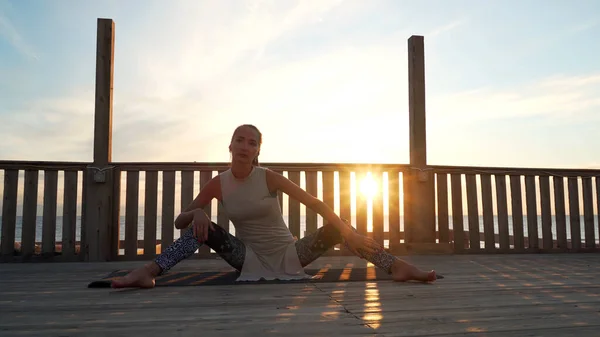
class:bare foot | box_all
[111,263,159,289]
[391,259,437,283]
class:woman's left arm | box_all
[265,169,355,239]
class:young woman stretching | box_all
[112,124,437,288]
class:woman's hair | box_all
[231,124,262,166]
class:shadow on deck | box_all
[1,254,600,336]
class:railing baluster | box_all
[510,175,525,250]
[288,171,301,239]
[143,170,158,257]
[180,171,194,237]
[582,177,595,249]
[110,168,121,260]
[388,171,401,251]
[356,172,367,236]
[495,175,510,251]
[596,177,600,248]
[372,171,384,246]
[451,174,465,251]
[80,170,88,260]
[480,174,495,251]
[539,175,553,249]
[323,171,334,209]
[21,169,39,259]
[568,177,581,250]
[525,175,539,249]
[62,171,78,258]
[465,174,479,250]
[305,171,318,235]
[124,171,139,258]
[198,170,212,256]
[1,170,19,258]
[42,170,58,257]
[553,176,568,249]
[436,173,449,244]
[339,170,352,254]
[322,170,336,249]
[161,171,176,252]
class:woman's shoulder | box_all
[256,166,281,182]
[218,168,232,176]
[254,165,269,173]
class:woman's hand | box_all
[344,232,382,258]
[192,209,214,243]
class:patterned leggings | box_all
[154,221,397,275]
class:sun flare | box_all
[359,175,378,198]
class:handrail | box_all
[2,160,599,176]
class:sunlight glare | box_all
[359,174,378,198]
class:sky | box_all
[1,0,600,169]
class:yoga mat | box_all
[88,267,443,288]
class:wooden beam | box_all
[408,35,427,168]
[405,35,435,243]
[93,19,114,166]
[84,18,116,261]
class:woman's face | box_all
[229,126,260,164]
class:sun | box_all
[359,174,378,198]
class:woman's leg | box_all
[155,222,246,274]
[295,223,344,267]
[295,222,436,282]
[295,223,395,272]
[112,222,246,288]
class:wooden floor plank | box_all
[1,255,600,336]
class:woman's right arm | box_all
[174,176,221,229]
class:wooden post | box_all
[83,18,117,261]
[404,35,436,244]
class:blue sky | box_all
[1,0,600,169]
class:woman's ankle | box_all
[144,262,162,277]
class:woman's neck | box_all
[231,163,254,180]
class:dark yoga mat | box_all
[88,267,443,288]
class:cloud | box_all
[116,0,351,97]
[0,88,202,162]
[568,20,597,34]
[426,20,465,38]
[506,18,598,63]
[0,1,37,60]
[539,74,600,88]
[428,73,600,124]
[424,72,600,169]
[0,89,94,161]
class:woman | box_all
[112,124,437,288]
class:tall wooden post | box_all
[83,18,117,261]
[404,35,436,245]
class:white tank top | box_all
[219,166,312,281]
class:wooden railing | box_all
[430,165,600,253]
[2,161,600,262]
[0,161,89,262]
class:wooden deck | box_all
[1,254,600,336]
